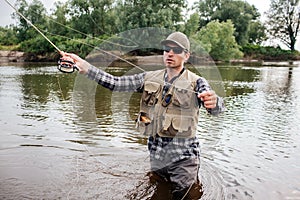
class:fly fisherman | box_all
[62,32,225,200]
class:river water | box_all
[0,62,300,200]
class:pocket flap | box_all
[144,81,161,93]
[172,116,193,132]
[162,115,172,130]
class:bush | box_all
[242,44,299,60]
[0,27,18,46]
[18,34,109,59]
[192,20,243,61]
[19,35,56,54]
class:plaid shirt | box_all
[87,65,225,162]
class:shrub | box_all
[192,20,243,61]
[242,44,299,60]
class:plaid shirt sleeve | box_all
[86,65,146,92]
[196,77,225,115]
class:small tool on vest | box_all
[136,112,151,126]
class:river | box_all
[0,62,300,200]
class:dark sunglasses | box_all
[163,45,186,54]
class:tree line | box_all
[0,0,299,62]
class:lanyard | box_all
[162,68,185,98]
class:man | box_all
[61,32,225,199]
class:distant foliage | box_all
[242,45,300,60]
[183,13,200,37]
[3,0,299,61]
[19,35,55,54]
[195,0,265,46]
[192,20,243,61]
[0,26,18,46]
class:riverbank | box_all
[0,50,25,63]
[0,50,59,63]
[1,50,299,67]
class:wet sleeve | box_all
[86,64,146,92]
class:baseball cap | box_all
[161,32,190,52]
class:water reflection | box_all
[0,64,300,200]
[219,65,260,96]
[261,67,294,96]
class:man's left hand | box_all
[198,91,217,109]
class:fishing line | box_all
[41,30,205,98]
[5,0,136,72]
[6,0,205,96]
[5,0,135,183]
[7,0,140,73]
[44,13,139,49]
[5,1,208,197]
[4,0,61,53]
[6,0,221,101]
[45,30,146,72]
[41,28,205,96]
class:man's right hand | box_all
[60,52,90,74]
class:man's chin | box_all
[165,62,175,67]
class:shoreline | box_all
[1,50,299,67]
[0,50,25,63]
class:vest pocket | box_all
[142,81,161,106]
[160,115,195,138]
[172,88,193,109]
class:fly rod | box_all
[4,0,80,73]
[4,0,209,97]
[4,0,61,53]
[4,0,144,73]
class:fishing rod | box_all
[45,14,139,49]
[4,0,61,52]
[4,0,80,73]
[5,0,205,96]
[4,0,143,73]
[47,30,206,97]
[45,31,146,72]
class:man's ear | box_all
[184,52,190,63]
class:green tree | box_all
[196,0,262,46]
[67,0,115,36]
[184,13,200,37]
[197,0,221,27]
[192,20,243,61]
[266,0,300,51]
[119,0,187,31]
[49,1,70,37]
[13,0,47,42]
[248,21,267,45]
[0,26,18,46]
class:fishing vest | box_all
[136,69,200,138]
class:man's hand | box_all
[198,90,218,109]
[60,52,90,74]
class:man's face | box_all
[163,43,190,69]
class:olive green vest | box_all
[136,69,200,138]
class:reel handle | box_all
[57,58,78,73]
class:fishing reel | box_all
[57,58,78,73]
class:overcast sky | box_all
[0,0,270,27]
